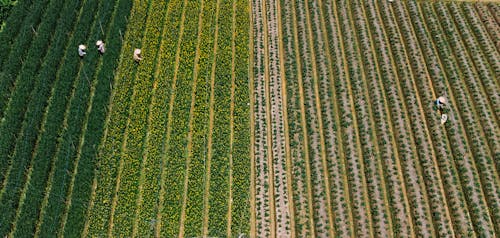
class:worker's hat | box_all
[96,40,104,46]
[134,48,141,54]
[79,44,86,50]
[437,96,447,104]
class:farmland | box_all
[0,0,498,237]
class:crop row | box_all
[4,0,103,236]
[0,0,50,119]
[460,4,500,88]
[2,0,86,235]
[392,2,459,236]
[0,0,34,67]
[35,0,121,236]
[449,3,499,123]
[378,2,438,237]
[181,0,216,235]
[0,0,49,182]
[351,0,405,236]
[87,0,151,235]
[207,0,234,236]
[109,0,170,236]
[433,3,500,233]
[405,1,477,236]
[295,0,338,236]
[264,0,293,236]
[0,0,77,235]
[474,4,500,51]
[231,0,251,235]
[158,0,201,236]
[61,0,133,235]
[281,0,314,235]
[251,0,273,235]
[418,3,496,236]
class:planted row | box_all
[62,0,133,235]
[110,0,170,236]
[159,0,201,236]
[87,0,151,235]
[183,0,216,235]
[0,0,76,234]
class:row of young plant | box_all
[460,4,500,85]
[391,2,459,237]
[0,0,50,120]
[313,0,356,237]
[230,0,251,235]
[0,0,77,235]
[433,2,500,234]
[295,0,335,235]
[159,0,201,236]
[281,0,314,235]
[334,1,378,237]
[251,0,273,235]
[35,0,120,236]
[460,4,500,122]
[86,0,151,235]
[266,0,295,236]
[322,1,371,236]
[419,3,496,236]
[449,3,499,123]
[351,1,397,236]
[61,0,132,235]
[450,3,500,148]
[181,0,215,235]
[0,0,34,67]
[404,1,476,236]
[109,0,170,236]
[363,0,417,236]
[378,2,438,237]
[473,4,500,51]
[348,1,400,236]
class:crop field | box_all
[0,0,498,237]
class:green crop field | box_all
[0,0,498,237]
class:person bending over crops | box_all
[78,44,87,57]
[134,48,142,62]
[96,40,105,54]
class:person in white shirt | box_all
[78,44,87,57]
[96,40,105,54]
[133,48,142,62]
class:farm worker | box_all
[441,113,448,125]
[96,40,105,54]
[435,96,446,110]
[78,44,87,57]
[133,48,142,62]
